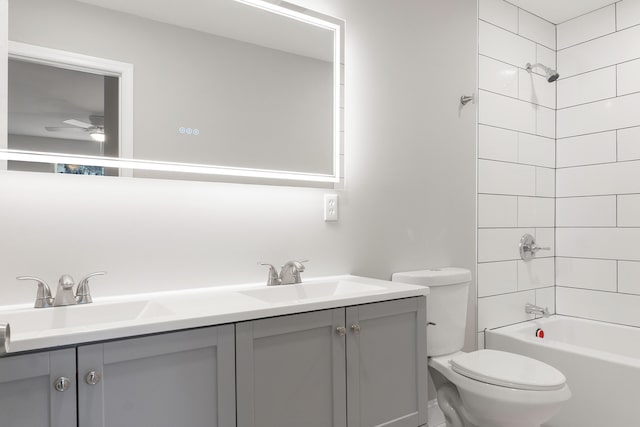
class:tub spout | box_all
[526,303,550,318]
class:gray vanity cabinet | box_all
[236,308,348,427]
[0,348,77,427]
[77,324,236,427]
[346,298,427,427]
[236,297,427,427]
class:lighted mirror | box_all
[3,0,343,183]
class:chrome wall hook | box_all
[460,94,474,106]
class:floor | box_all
[428,398,445,426]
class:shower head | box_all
[547,71,560,83]
[525,62,560,83]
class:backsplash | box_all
[476,0,556,347]
[556,0,640,327]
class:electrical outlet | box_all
[324,194,338,222]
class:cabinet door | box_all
[0,348,76,427]
[78,325,235,427]
[346,297,427,427]
[236,308,347,427]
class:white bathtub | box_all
[486,315,640,427]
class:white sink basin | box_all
[0,300,174,335]
[239,280,385,304]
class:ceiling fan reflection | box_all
[45,115,105,142]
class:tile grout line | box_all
[557,88,640,112]
[554,24,558,315]
[479,18,556,51]
[556,21,640,53]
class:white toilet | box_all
[392,268,570,427]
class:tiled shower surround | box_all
[556,1,640,327]
[476,0,556,346]
[477,0,640,345]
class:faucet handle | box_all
[258,263,282,286]
[76,271,106,305]
[17,276,54,308]
[285,259,308,271]
[280,260,309,284]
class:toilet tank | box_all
[392,268,471,357]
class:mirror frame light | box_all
[1,0,343,184]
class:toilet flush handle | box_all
[427,322,437,327]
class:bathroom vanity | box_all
[0,276,427,427]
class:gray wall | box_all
[1,0,477,349]
[9,0,333,174]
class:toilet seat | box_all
[450,350,566,391]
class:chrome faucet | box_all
[258,260,308,286]
[525,303,550,318]
[17,272,106,308]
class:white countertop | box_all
[0,275,428,354]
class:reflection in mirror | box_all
[8,59,119,176]
[4,0,343,183]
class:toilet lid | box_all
[450,350,566,391]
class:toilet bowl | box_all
[392,268,571,427]
[429,350,570,427]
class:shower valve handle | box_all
[520,234,550,261]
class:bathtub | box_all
[485,315,640,427]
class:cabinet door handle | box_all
[54,377,71,392]
[351,324,361,334]
[85,371,102,385]
[336,326,346,336]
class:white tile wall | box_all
[557,286,640,327]
[557,5,615,50]
[557,160,640,197]
[557,92,640,138]
[617,58,640,96]
[478,290,535,331]
[558,24,640,78]
[478,194,518,227]
[557,66,616,108]
[556,257,617,292]
[535,287,555,314]
[478,125,518,162]
[536,106,556,139]
[617,194,640,226]
[479,159,536,196]
[479,0,518,33]
[617,0,640,31]
[617,126,640,161]
[535,167,555,197]
[517,257,554,290]
[479,56,519,98]
[478,227,535,262]
[557,228,640,260]
[536,2,640,331]
[536,45,556,72]
[557,131,616,167]
[518,133,555,167]
[518,9,555,49]
[479,90,536,134]
[556,196,617,227]
[479,21,536,68]
[518,196,554,227]
[618,261,640,294]
[477,261,518,297]
[477,2,557,337]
